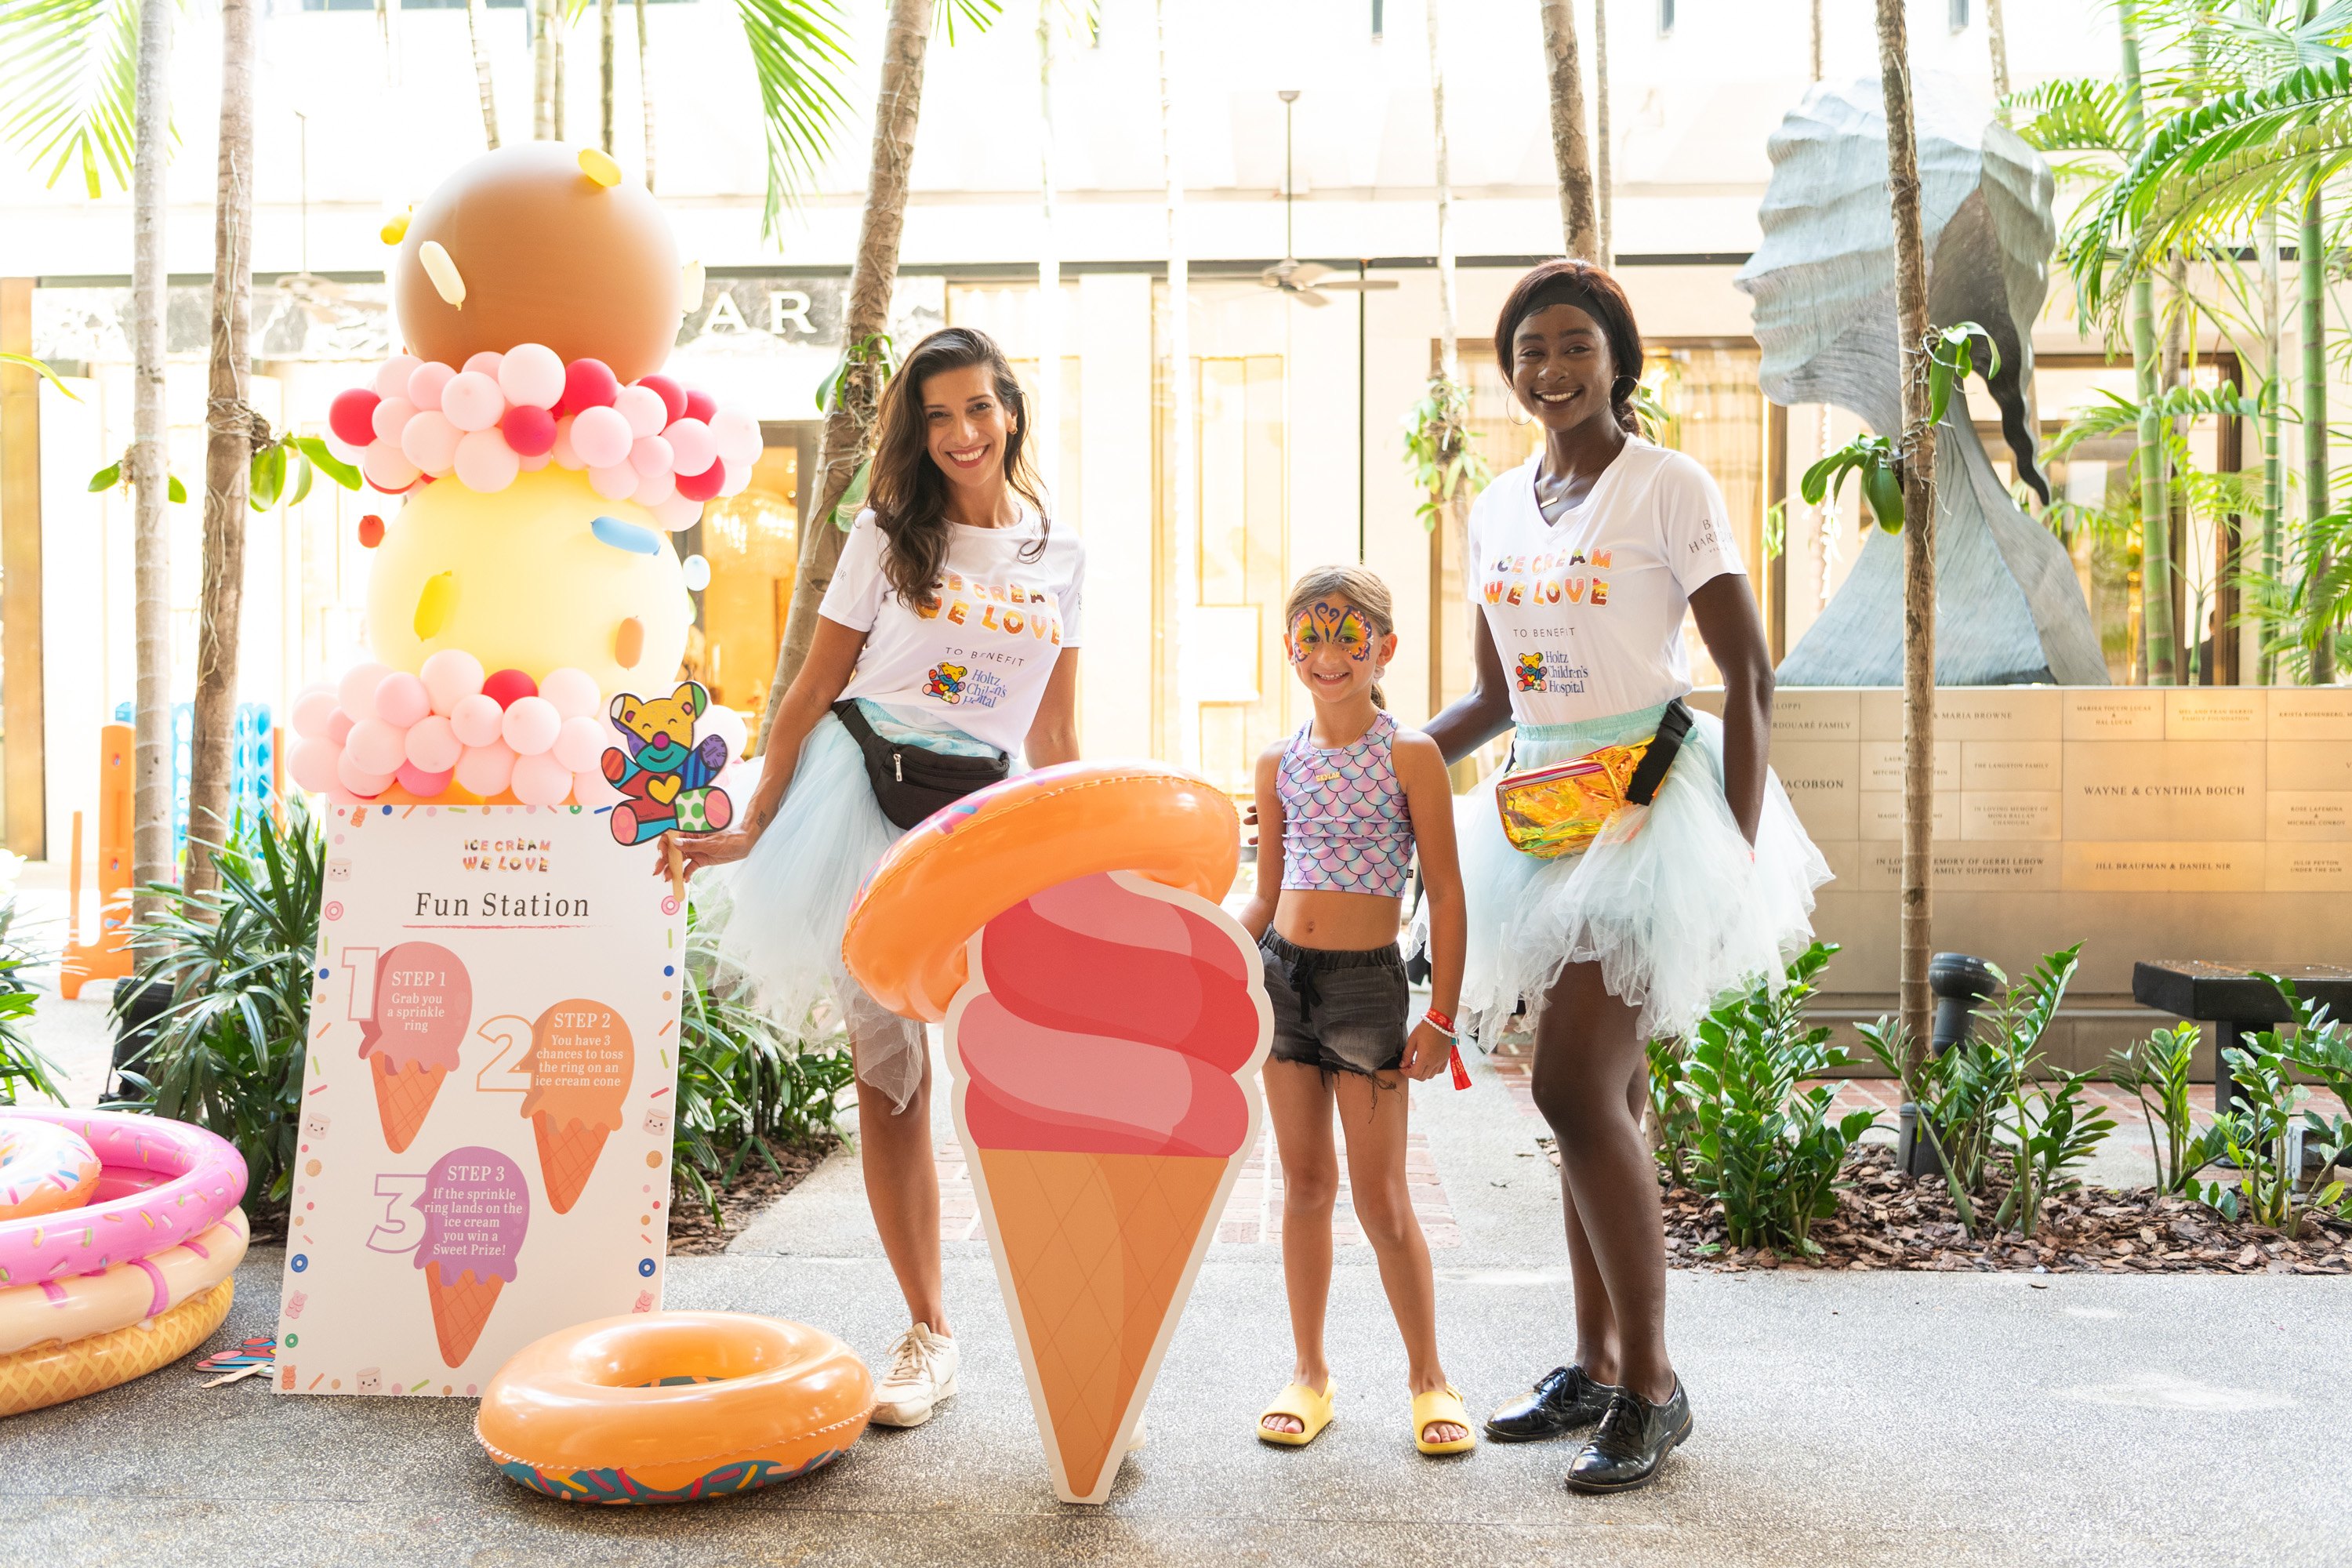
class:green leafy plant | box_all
[0,350,80,399]
[1644,1033,1699,1189]
[113,800,326,1223]
[1983,948,2114,1236]
[90,430,358,514]
[1402,372,1492,533]
[2188,975,2352,1231]
[1664,942,1876,1255]
[1857,1011,2006,1236]
[2107,1022,2227,1194]
[0,888,61,1106]
[1799,325,2000,535]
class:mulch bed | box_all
[664,1134,840,1256]
[1542,1139,2352,1274]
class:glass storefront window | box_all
[688,437,802,721]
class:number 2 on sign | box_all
[365,1173,428,1254]
[474,1015,532,1096]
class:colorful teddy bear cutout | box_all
[602,681,735,845]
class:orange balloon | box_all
[477,1312,873,1503]
[394,143,682,385]
[841,762,1240,1022]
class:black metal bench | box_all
[2130,960,2352,1115]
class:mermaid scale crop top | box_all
[1276,710,1415,899]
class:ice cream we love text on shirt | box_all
[818,506,1087,757]
[1468,437,1745,724]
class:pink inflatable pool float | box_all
[0,1109,246,1287]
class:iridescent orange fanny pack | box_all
[1493,699,1693,858]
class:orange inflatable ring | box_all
[843,761,1240,1021]
[0,1119,100,1221]
[0,1277,234,1417]
[0,1208,248,1356]
[476,1312,875,1504]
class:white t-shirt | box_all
[818,507,1085,757]
[1468,439,1744,726]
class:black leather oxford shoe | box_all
[1563,1382,1693,1494]
[1483,1364,1620,1443]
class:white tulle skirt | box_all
[693,702,1000,1112]
[1439,701,1832,1044]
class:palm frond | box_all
[0,0,157,198]
[733,0,856,241]
[935,0,1000,44]
[2044,384,2267,461]
[2005,77,2133,155]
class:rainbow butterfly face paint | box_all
[1286,600,1374,665]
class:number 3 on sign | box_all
[474,1014,533,1096]
[365,1173,429,1255]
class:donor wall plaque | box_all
[1690,687,2352,998]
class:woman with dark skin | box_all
[1424,261,1826,1493]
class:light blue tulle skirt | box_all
[693,700,1002,1112]
[1428,701,1832,1043]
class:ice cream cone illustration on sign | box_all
[519,999,633,1213]
[358,943,473,1153]
[951,872,1269,1504]
[415,1145,530,1367]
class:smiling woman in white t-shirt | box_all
[681,326,1083,1431]
[1422,262,1829,1494]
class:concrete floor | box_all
[5,1022,2349,1568]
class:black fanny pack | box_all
[831,699,1010,830]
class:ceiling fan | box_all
[1260,89,1397,308]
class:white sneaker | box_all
[870,1322,959,1428]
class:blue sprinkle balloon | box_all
[683,553,711,591]
[590,514,662,556]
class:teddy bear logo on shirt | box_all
[1516,653,1548,692]
[924,663,968,703]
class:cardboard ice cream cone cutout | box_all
[356,943,472,1154]
[520,1000,632,1215]
[946,871,1272,1505]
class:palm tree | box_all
[757,0,946,737]
[0,0,179,911]
[601,0,615,154]
[534,0,557,138]
[1988,0,2012,106]
[1593,0,1612,267]
[2119,9,2180,684]
[1419,0,1483,712]
[637,0,656,188]
[1877,0,1939,1054]
[468,0,501,147]
[1536,0,1600,259]
[185,0,260,897]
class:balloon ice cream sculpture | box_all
[285,141,755,816]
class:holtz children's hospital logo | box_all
[925,663,969,703]
[1516,653,1547,692]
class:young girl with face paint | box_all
[1233,565,1474,1457]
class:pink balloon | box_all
[572,768,625,808]
[346,717,408,775]
[538,667,601,720]
[502,404,557,456]
[613,384,668,439]
[326,709,356,746]
[587,463,637,502]
[361,441,422,493]
[401,409,463,476]
[420,648,486,713]
[551,713,608,771]
[633,469,677,506]
[517,450,552,472]
[406,361,456,412]
[499,343,566,409]
[510,751,572,807]
[454,742,516,798]
[570,405,633,470]
[374,671,431,728]
[550,414,583,470]
[338,662,390,723]
[395,761,455,798]
[449,692,506,749]
[453,428,521,492]
[336,747,394,800]
[629,434,674,477]
[719,461,752,498]
[290,684,339,740]
[654,492,705,532]
[663,417,717,476]
[441,370,506,433]
[461,350,505,379]
[289,735,340,793]
[710,408,762,467]
[500,695,562,756]
[405,713,464,772]
[372,354,421,401]
[370,395,416,445]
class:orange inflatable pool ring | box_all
[0,1278,234,1417]
[476,1312,874,1504]
[842,761,1241,1021]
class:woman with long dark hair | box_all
[1421,261,1828,1491]
[681,325,1083,1428]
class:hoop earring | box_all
[1507,400,1533,426]
[1612,375,1639,400]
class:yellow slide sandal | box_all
[1414,1385,1476,1455]
[1257,1378,1336,1446]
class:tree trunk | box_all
[1810,0,1822,80]
[635,0,656,190]
[1593,0,1611,267]
[129,0,176,924]
[1877,0,1937,1058]
[601,0,615,154]
[1987,0,2010,105]
[2259,204,2281,685]
[2303,183,2333,683]
[1535,0,1600,260]
[1158,0,1195,767]
[755,0,934,749]
[467,0,500,148]
[1033,0,1060,509]
[186,0,260,898]
[554,21,567,141]
[1427,0,1466,715]
[533,0,557,140]
[2119,11,2175,684]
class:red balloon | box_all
[683,388,717,424]
[330,387,382,448]
[502,404,558,456]
[673,460,726,503]
[638,374,688,425]
[482,668,539,708]
[357,514,385,549]
[557,358,619,416]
